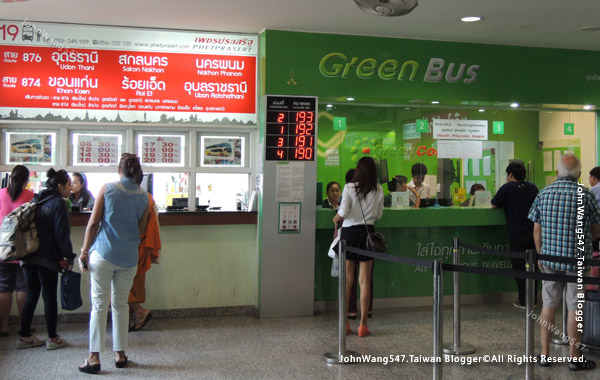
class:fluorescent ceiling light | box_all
[583,105,594,110]
[346,97,355,101]
[510,103,519,108]
[326,104,333,108]
[478,109,485,112]
[461,16,482,23]
[431,100,440,104]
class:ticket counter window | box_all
[149,172,189,209]
[0,171,44,193]
[195,173,249,211]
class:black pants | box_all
[510,235,538,307]
[20,264,59,338]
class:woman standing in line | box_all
[333,157,383,337]
[0,165,34,337]
[17,169,74,349]
[78,154,150,374]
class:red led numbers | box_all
[265,97,316,161]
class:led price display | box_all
[265,96,317,161]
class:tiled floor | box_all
[0,303,598,380]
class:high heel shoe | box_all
[358,325,371,337]
[78,359,101,374]
[345,322,352,335]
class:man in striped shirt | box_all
[528,152,600,371]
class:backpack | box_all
[0,196,50,261]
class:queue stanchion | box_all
[443,237,476,355]
[433,259,444,380]
[551,287,568,345]
[508,249,543,380]
[324,239,359,364]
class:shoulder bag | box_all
[358,192,387,253]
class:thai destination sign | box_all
[432,119,488,140]
[0,20,257,124]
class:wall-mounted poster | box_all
[201,136,244,167]
[73,133,122,165]
[137,134,185,167]
[6,132,55,164]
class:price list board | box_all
[138,134,184,166]
[265,95,317,161]
[74,134,121,165]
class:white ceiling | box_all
[2,0,600,51]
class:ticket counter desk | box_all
[62,210,259,317]
[315,207,515,309]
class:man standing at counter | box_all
[528,153,600,371]
[491,161,538,309]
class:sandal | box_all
[569,356,596,371]
[78,359,101,374]
[115,356,128,368]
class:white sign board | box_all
[433,119,488,140]
[138,134,184,166]
[74,133,121,165]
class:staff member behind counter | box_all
[407,163,430,206]
[384,175,420,208]
[69,172,95,210]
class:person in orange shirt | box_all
[128,172,161,332]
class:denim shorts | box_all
[0,262,26,292]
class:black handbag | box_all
[358,194,387,253]
[61,270,83,311]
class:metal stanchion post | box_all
[443,238,476,355]
[551,287,568,345]
[508,249,544,380]
[433,259,444,380]
[324,240,359,364]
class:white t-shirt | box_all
[408,179,430,204]
[338,182,384,227]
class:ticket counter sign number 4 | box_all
[74,134,121,165]
[138,134,184,166]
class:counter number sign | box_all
[493,121,504,134]
[265,96,317,161]
[416,119,429,133]
[564,123,574,135]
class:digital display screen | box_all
[265,96,317,161]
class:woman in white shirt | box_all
[333,157,383,337]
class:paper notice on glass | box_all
[483,156,491,176]
[472,158,480,176]
[463,159,469,176]
[461,141,483,159]
[543,151,552,172]
[474,191,492,208]
[437,140,482,159]
[436,140,460,158]
[391,192,410,208]
[553,150,562,171]
[276,162,305,202]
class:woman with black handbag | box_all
[333,156,383,337]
